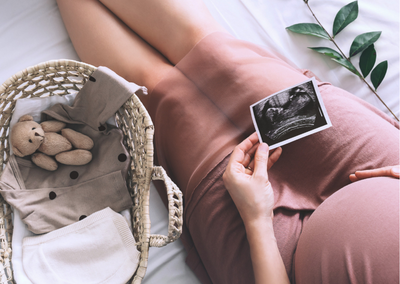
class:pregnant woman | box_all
[57,0,399,283]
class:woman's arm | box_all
[245,216,289,284]
[223,133,289,284]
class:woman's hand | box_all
[223,132,282,224]
[349,165,400,182]
[223,133,289,284]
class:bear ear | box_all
[18,115,34,122]
[12,146,24,157]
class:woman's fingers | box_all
[253,143,270,178]
[268,147,282,170]
[231,133,259,163]
[243,143,259,168]
[349,165,400,182]
[248,146,282,172]
[247,132,261,144]
[231,133,282,176]
[230,133,259,171]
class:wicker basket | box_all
[0,60,183,284]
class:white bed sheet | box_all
[0,0,398,283]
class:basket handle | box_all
[149,166,183,247]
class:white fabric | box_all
[0,0,398,283]
[22,207,140,284]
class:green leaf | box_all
[331,58,359,75]
[349,31,381,57]
[371,60,388,90]
[333,1,358,36]
[286,23,330,40]
[359,44,376,77]
[309,47,343,59]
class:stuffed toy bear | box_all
[10,114,94,171]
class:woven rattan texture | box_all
[0,60,183,284]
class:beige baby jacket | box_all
[0,67,147,234]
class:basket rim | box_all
[0,59,97,95]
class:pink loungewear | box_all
[147,32,399,284]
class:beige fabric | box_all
[22,207,140,284]
[0,67,146,234]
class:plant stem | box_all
[305,1,399,121]
[305,2,348,60]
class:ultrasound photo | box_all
[250,77,332,149]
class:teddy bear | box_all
[10,114,94,171]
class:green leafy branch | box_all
[286,0,398,121]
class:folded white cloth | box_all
[22,207,140,284]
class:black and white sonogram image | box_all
[250,78,331,149]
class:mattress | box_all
[0,0,398,283]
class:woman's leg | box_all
[98,0,227,65]
[56,0,172,95]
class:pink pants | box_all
[148,32,400,283]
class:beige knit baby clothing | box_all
[0,67,147,234]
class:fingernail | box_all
[259,143,269,152]
[392,166,400,175]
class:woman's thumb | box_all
[253,143,269,177]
